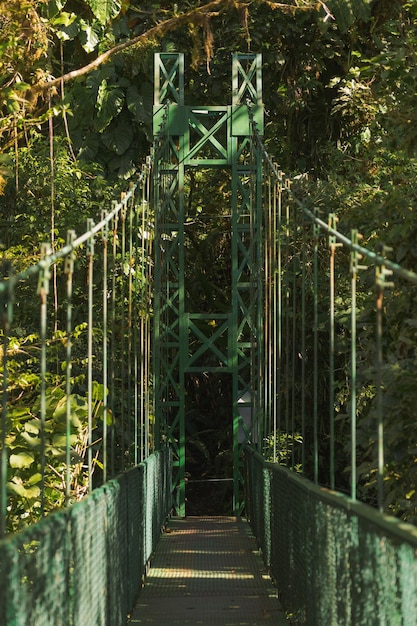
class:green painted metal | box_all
[0,448,172,625]
[87,218,94,490]
[249,137,417,620]
[64,229,76,502]
[313,213,319,484]
[5,50,417,626]
[375,248,394,513]
[328,213,341,491]
[38,242,51,518]
[153,52,264,515]
[350,229,362,502]
[246,448,417,626]
[100,214,109,480]
[0,262,12,537]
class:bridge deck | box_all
[128,516,286,625]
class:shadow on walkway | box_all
[128,516,286,625]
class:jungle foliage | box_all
[1,0,417,522]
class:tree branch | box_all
[263,1,312,12]
[31,0,319,95]
[32,0,236,94]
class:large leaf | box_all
[326,0,372,33]
[102,118,132,155]
[86,66,116,97]
[24,419,40,435]
[52,12,80,41]
[20,431,41,449]
[7,480,40,499]
[126,85,146,122]
[47,0,67,18]
[86,0,121,24]
[79,21,100,54]
[52,434,78,447]
[78,133,100,161]
[96,80,125,130]
[107,146,136,178]
[9,451,35,469]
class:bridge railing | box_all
[246,448,417,625]
[0,446,172,626]
[0,167,154,536]
[247,118,417,623]
[255,122,417,516]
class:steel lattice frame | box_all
[153,53,264,515]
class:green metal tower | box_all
[153,53,264,515]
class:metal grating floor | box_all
[128,516,286,625]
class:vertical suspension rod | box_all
[0,262,13,536]
[38,244,52,516]
[65,231,75,503]
[313,215,319,485]
[86,220,94,492]
[350,230,365,501]
[120,199,127,469]
[328,214,341,491]
[375,251,392,513]
[101,213,109,483]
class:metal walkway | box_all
[128,517,286,625]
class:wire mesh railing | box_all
[0,160,175,625]
[0,165,154,536]
[246,448,417,625]
[0,446,172,626]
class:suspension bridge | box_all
[1,53,417,625]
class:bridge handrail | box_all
[0,164,151,290]
[253,126,417,284]
[246,446,417,625]
[250,110,417,517]
[247,446,417,548]
[0,447,172,626]
[0,163,154,536]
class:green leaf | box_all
[102,119,132,155]
[28,472,42,486]
[20,432,41,448]
[52,434,78,447]
[70,412,83,430]
[73,322,88,338]
[51,11,77,27]
[52,396,67,421]
[107,149,136,178]
[126,85,145,122]
[8,407,31,422]
[79,21,100,54]
[24,420,40,435]
[96,81,125,130]
[92,381,107,400]
[103,410,114,426]
[86,0,121,24]
[52,13,80,41]
[9,451,35,468]
[325,0,355,34]
[78,134,100,161]
[47,0,67,17]
[7,481,40,499]
[31,387,65,419]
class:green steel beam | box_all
[153,52,264,515]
